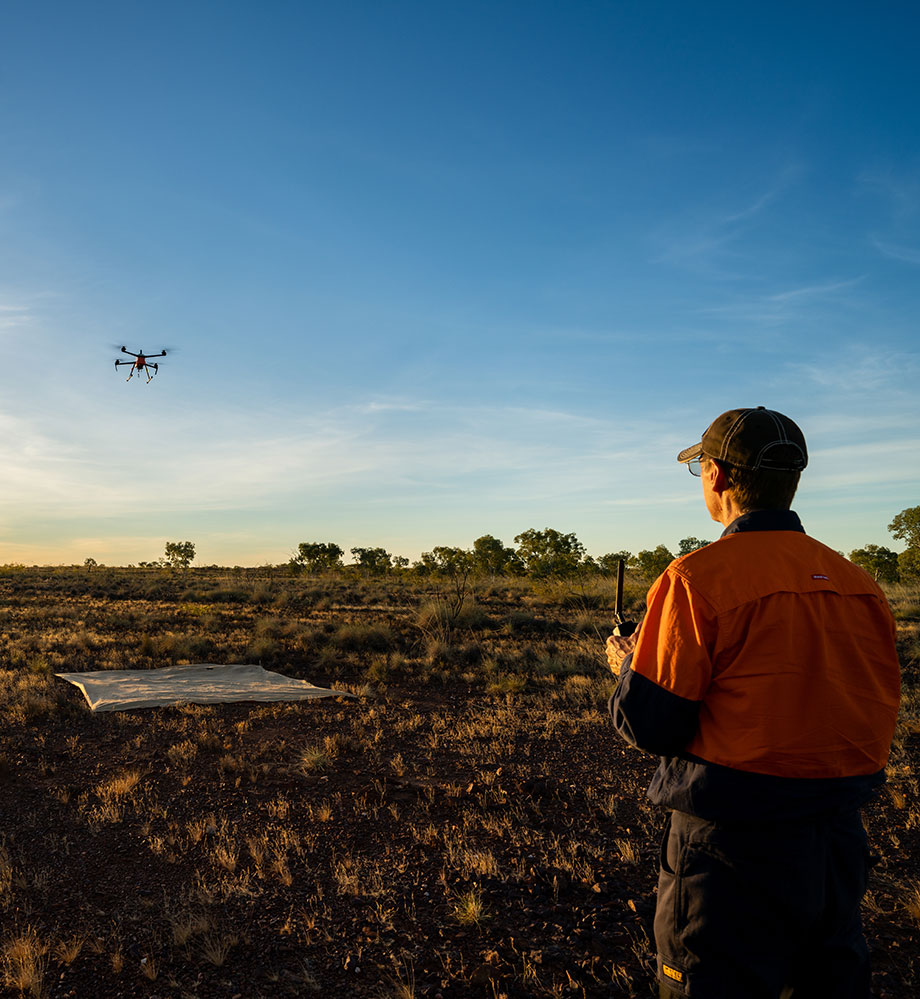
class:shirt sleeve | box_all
[632,567,716,700]
[609,567,715,756]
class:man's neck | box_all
[720,509,805,536]
[716,494,748,527]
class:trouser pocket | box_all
[654,812,690,995]
[653,809,873,999]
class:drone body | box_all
[115,347,167,383]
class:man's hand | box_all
[606,631,639,674]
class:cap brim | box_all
[677,443,703,464]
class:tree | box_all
[888,506,920,551]
[294,542,343,572]
[677,537,711,556]
[428,546,473,576]
[413,552,439,575]
[632,545,675,581]
[898,547,920,582]
[849,544,900,583]
[350,547,393,574]
[513,528,585,577]
[597,551,633,574]
[471,535,521,576]
[164,540,196,569]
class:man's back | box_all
[635,525,901,779]
[608,407,902,998]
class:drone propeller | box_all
[108,343,179,353]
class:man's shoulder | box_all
[666,529,885,609]
[672,527,849,572]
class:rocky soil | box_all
[0,568,917,997]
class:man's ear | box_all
[707,459,730,496]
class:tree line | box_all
[849,506,920,583]
[293,506,920,584]
[290,530,713,581]
[93,506,918,583]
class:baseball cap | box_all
[677,406,808,472]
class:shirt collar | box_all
[720,509,805,537]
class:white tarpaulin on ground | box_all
[55,663,354,712]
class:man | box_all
[606,406,901,999]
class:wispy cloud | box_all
[765,277,864,303]
[3,381,914,564]
[651,166,801,276]
[780,347,920,503]
[859,167,920,221]
[359,399,431,414]
[0,299,33,331]
[789,346,919,395]
[805,439,920,492]
[697,276,864,326]
[0,395,678,521]
[722,188,779,224]
[870,237,920,266]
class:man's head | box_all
[678,407,807,521]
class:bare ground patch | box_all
[0,567,917,997]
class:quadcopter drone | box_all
[115,347,167,383]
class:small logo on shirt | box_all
[662,964,684,983]
[812,574,830,580]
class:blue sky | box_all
[1,1,918,566]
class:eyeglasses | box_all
[687,458,703,476]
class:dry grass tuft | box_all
[139,954,158,979]
[53,935,85,965]
[2,926,48,997]
[201,932,238,966]
[386,958,417,999]
[451,887,487,926]
[330,623,394,652]
[170,910,214,946]
[96,770,143,800]
[905,881,920,924]
[299,747,330,773]
[616,838,641,864]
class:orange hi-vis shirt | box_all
[629,525,900,780]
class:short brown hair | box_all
[706,459,800,512]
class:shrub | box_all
[245,637,279,663]
[486,674,526,695]
[417,598,489,634]
[329,624,393,653]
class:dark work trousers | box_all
[654,808,872,999]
